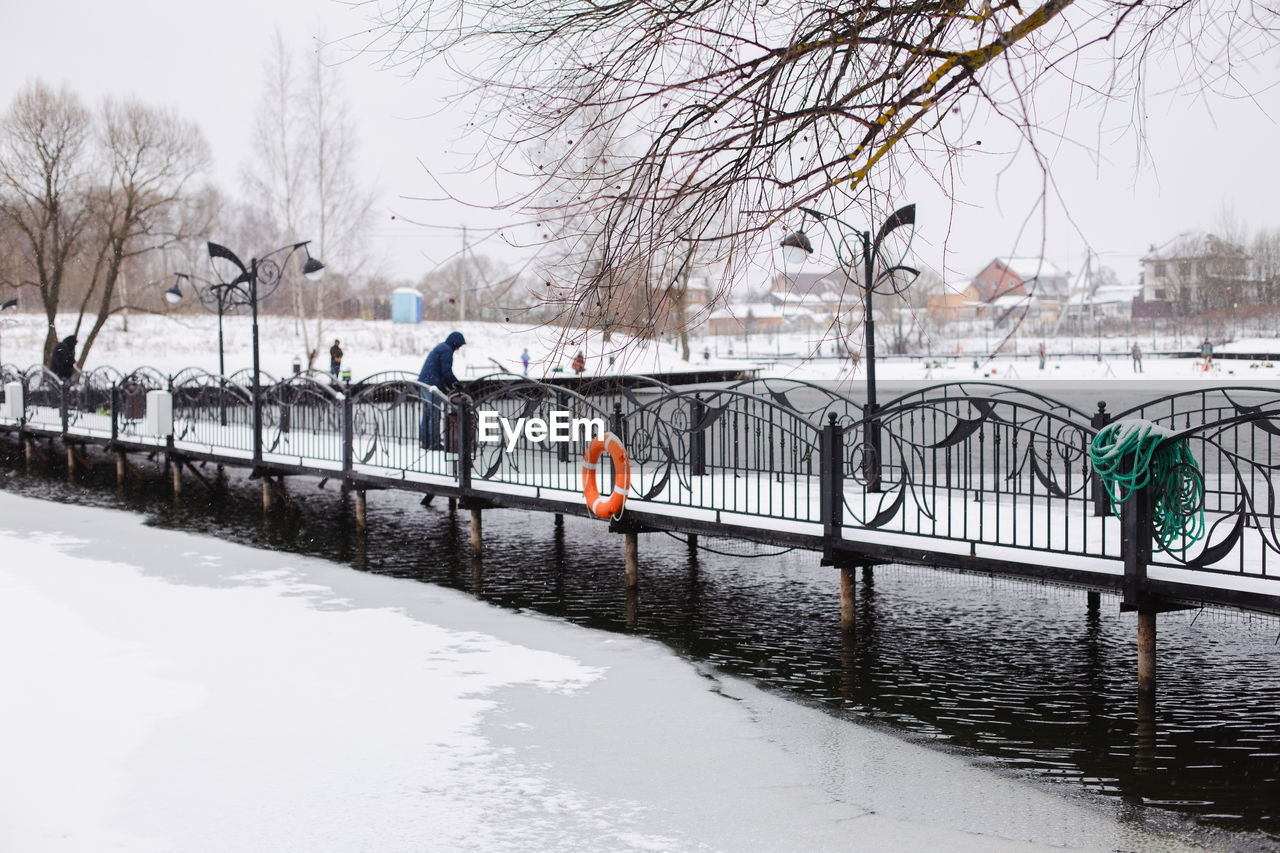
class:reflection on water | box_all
[4,454,1280,844]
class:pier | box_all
[4,364,1280,698]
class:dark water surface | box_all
[3,450,1279,847]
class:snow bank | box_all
[0,492,1198,851]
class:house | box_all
[970,257,1070,322]
[925,281,981,323]
[1138,232,1255,316]
[685,277,711,308]
[707,303,784,336]
[770,270,856,311]
[1062,260,1140,323]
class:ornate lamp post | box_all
[169,241,324,463]
[780,204,917,491]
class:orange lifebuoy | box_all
[582,432,630,519]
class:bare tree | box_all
[0,81,92,363]
[360,0,1274,339]
[418,252,521,320]
[73,97,213,365]
[305,40,376,363]
[245,32,377,369]
[245,31,308,343]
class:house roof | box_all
[1142,232,1248,262]
[710,302,785,320]
[994,257,1069,281]
[775,270,854,300]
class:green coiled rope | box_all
[1088,419,1205,551]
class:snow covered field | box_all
[5,311,1280,385]
[0,491,1204,852]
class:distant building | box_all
[1139,232,1256,316]
[685,276,711,308]
[707,303,783,336]
[770,270,855,311]
[1062,261,1141,323]
[925,282,981,323]
[970,257,1070,323]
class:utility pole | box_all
[459,225,468,322]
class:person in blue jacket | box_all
[418,331,466,449]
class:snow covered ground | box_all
[0,491,1203,852]
[5,311,1280,386]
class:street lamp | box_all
[780,203,917,491]
[169,240,324,463]
[0,298,17,368]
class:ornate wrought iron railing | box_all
[2,360,1279,610]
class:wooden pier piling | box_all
[1137,608,1156,696]
[116,451,126,487]
[840,565,856,632]
[355,490,367,532]
[1087,590,1101,610]
[262,479,273,512]
[66,445,75,478]
[624,531,638,589]
[171,459,182,496]
[470,508,483,554]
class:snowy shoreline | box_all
[5,312,1280,387]
[0,490,1215,851]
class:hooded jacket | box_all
[50,335,77,381]
[418,331,465,390]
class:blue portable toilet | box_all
[391,287,423,323]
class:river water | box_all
[2,443,1279,847]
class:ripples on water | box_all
[3,454,1279,845]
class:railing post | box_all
[1120,451,1153,609]
[456,395,473,492]
[252,380,263,465]
[111,383,120,442]
[1090,401,1111,517]
[342,393,353,477]
[279,385,291,434]
[556,390,569,463]
[690,394,707,477]
[864,401,881,493]
[59,378,69,436]
[821,412,845,541]
[611,402,625,442]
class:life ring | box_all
[582,432,630,519]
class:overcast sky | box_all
[2,0,1277,291]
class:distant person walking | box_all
[1038,343,1046,371]
[329,339,343,378]
[49,334,77,381]
[1201,337,1214,372]
[418,331,466,450]
[1130,342,1143,373]
[572,350,586,376]
[521,348,530,376]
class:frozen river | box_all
[0,488,1221,852]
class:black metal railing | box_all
[3,360,1279,610]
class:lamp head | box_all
[302,245,325,281]
[779,230,813,268]
[165,275,185,305]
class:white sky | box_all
[2,0,1277,290]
